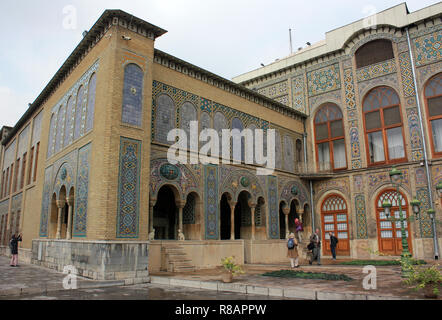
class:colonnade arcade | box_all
[49,186,75,240]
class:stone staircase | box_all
[161,245,195,273]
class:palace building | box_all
[0,3,441,281]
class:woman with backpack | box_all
[9,233,22,267]
[287,233,299,268]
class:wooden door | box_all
[376,189,412,255]
[321,195,350,256]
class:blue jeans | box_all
[331,246,336,259]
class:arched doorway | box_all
[49,193,58,238]
[220,193,231,240]
[376,189,412,255]
[153,185,178,240]
[254,197,266,240]
[320,194,350,256]
[288,199,299,234]
[182,192,201,240]
[234,191,251,239]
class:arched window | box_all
[283,135,294,173]
[424,73,442,156]
[85,73,97,133]
[122,64,143,127]
[363,87,406,165]
[355,39,394,68]
[180,102,197,150]
[64,97,74,147]
[47,113,56,158]
[314,103,347,171]
[320,194,350,256]
[296,139,302,163]
[55,105,65,153]
[376,189,412,255]
[74,85,85,140]
[154,94,175,145]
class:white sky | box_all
[0,0,439,127]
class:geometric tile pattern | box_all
[356,58,397,82]
[413,32,442,67]
[416,188,433,238]
[399,52,416,97]
[39,167,53,237]
[368,169,410,195]
[344,68,362,167]
[307,64,341,97]
[406,108,423,151]
[267,175,279,239]
[355,194,368,239]
[257,81,288,99]
[73,143,90,237]
[117,137,141,238]
[274,95,289,106]
[204,165,218,240]
[414,167,426,186]
[291,75,305,113]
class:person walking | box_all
[287,233,299,268]
[9,233,22,267]
[309,228,321,265]
[329,231,338,260]
[294,218,303,242]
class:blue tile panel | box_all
[267,175,279,239]
[74,86,85,140]
[122,64,144,127]
[85,73,97,133]
[39,167,53,237]
[117,137,142,238]
[73,143,90,237]
[204,165,219,239]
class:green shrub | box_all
[262,270,353,281]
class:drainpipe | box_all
[406,27,439,260]
[303,120,315,231]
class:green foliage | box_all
[340,259,426,266]
[221,256,244,276]
[402,259,442,296]
[262,270,353,281]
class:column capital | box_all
[66,197,75,206]
[229,201,237,209]
[149,198,157,207]
[248,201,256,209]
[56,200,66,209]
[282,207,290,215]
[176,200,186,209]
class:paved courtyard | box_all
[0,255,440,300]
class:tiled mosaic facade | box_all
[257,81,288,99]
[291,75,305,113]
[267,175,279,239]
[122,63,144,127]
[355,195,368,239]
[416,188,434,238]
[356,59,397,82]
[47,60,99,159]
[204,165,219,240]
[344,68,362,168]
[307,64,341,97]
[399,52,416,97]
[413,31,442,67]
[117,137,141,238]
[73,143,90,237]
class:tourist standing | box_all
[287,233,299,268]
[9,233,22,267]
[309,228,321,265]
[294,218,303,241]
[329,231,338,260]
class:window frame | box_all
[314,104,348,171]
[424,73,442,158]
[362,86,407,166]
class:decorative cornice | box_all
[153,49,307,121]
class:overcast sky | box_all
[0,0,439,127]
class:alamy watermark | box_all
[62,265,78,290]
[166,121,276,175]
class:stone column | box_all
[283,207,290,239]
[66,197,74,240]
[148,199,156,240]
[229,201,237,240]
[249,203,256,240]
[177,201,185,241]
[55,199,66,239]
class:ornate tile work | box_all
[349,126,361,159]
[274,95,289,106]
[204,165,219,240]
[416,188,433,238]
[413,32,442,67]
[291,75,305,113]
[397,41,409,53]
[122,64,144,127]
[73,143,90,237]
[53,162,75,198]
[399,52,415,97]
[279,180,309,208]
[357,73,398,98]
[314,178,349,200]
[309,89,342,114]
[355,194,368,239]
[267,175,279,239]
[344,69,356,110]
[368,169,410,194]
[414,167,426,186]
[406,108,423,150]
[354,175,364,193]
[417,61,442,87]
[257,81,288,99]
[412,149,424,162]
[219,167,265,202]
[352,159,362,170]
[39,167,53,237]
[85,73,97,133]
[307,64,341,97]
[183,194,195,224]
[117,137,141,238]
[356,59,397,82]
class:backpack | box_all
[307,242,314,251]
[287,238,295,249]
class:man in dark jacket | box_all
[329,232,338,260]
[309,228,321,265]
[9,233,22,267]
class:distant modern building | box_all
[0,3,440,281]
